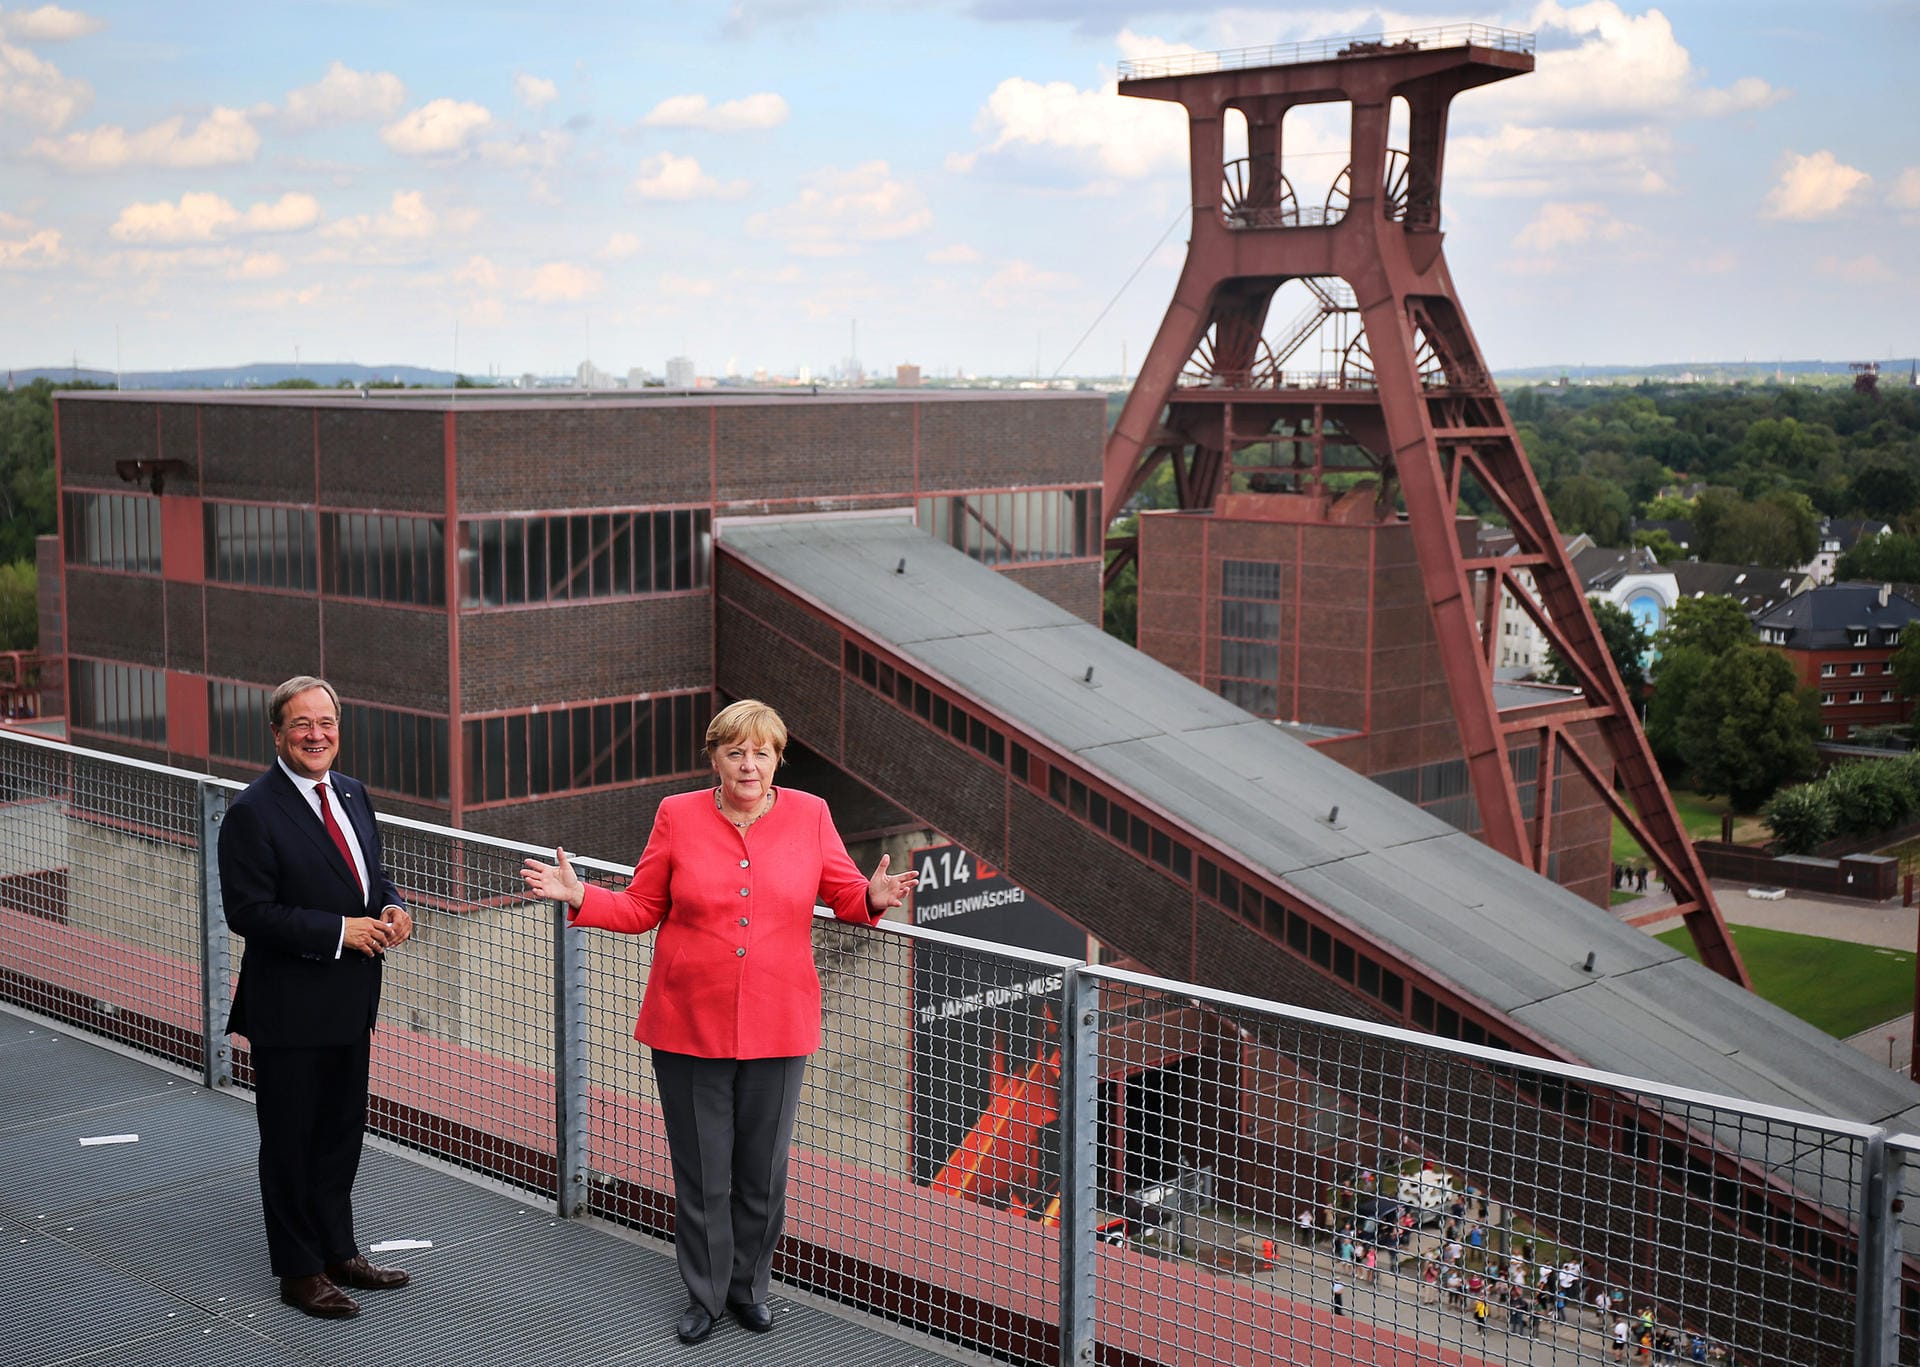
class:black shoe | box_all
[676,1302,715,1345]
[728,1299,774,1333]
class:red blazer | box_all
[571,787,878,1058]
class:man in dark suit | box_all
[219,675,416,1320]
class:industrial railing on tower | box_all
[1117,25,1537,82]
[0,728,1909,1367]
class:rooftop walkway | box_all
[0,1006,971,1367]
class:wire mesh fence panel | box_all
[1083,966,1871,1367]
[1892,1134,1920,1367]
[798,920,1064,1361]
[0,734,205,1071]
[345,821,562,1197]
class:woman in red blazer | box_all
[522,699,915,1345]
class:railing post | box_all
[1056,965,1098,1367]
[553,899,589,1218]
[197,782,233,1090]
[1854,1131,1897,1367]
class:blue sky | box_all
[1,1,1913,379]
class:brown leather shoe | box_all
[325,1254,411,1290]
[280,1273,360,1319]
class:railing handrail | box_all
[1080,962,1890,1141]
[1118,24,1536,82]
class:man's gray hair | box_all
[269,676,342,729]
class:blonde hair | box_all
[705,699,787,765]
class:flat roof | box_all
[720,514,1920,1153]
[53,388,1095,413]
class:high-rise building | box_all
[664,356,695,389]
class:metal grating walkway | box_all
[0,1008,976,1367]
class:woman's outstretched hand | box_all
[866,852,918,913]
[522,847,586,910]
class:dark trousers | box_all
[652,1051,806,1316]
[251,1037,371,1277]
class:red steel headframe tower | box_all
[1105,26,1749,986]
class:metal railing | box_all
[1118,25,1536,82]
[0,727,1909,1366]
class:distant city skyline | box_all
[1,2,1913,379]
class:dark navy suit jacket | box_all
[220,764,404,1048]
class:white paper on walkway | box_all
[368,1239,433,1252]
[78,1134,139,1146]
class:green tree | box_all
[1547,473,1631,545]
[1631,528,1683,562]
[1655,594,1755,658]
[0,559,35,650]
[1546,597,1648,703]
[1645,644,1711,778]
[1849,462,1920,521]
[1675,644,1820,810]
[0,380,64,563]
[1700,490,1820,567]
[1760,783,1835,855]
[1892,621,1920,701]
[1836,532,1920,584]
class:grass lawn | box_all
[1608,890,1640,907]
[1657,924,1916,1038]
[1611,789,1763,865]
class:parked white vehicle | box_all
[1396,1166,1457,1225]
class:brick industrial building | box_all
[49,388,1104,857]
[1134,490,1614,906]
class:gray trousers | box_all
[652,1050,806,1316]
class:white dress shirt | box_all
[277,758,371,958]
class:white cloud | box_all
[28,106,259,170]
[0,39,91,129]
[281,61,405,127]
[927,243,982,265]
[1888,167,1920,221]
[1512,201,1632,252]
[1420,2,1785,199]
[0,5,103,41]
[1815,253,1894,284]
[962,67,1186,182]
[1763,150,1871,221]
[524,260,602,302]
[747,160,931,256]
[515,73,557,110]
[1469,2,1782,124]
[228,252,288,281]
[478,128,570,169]
[632,151,746,201]
[599,232,643,260]
[656,271,714,299]
[0,221,62,268]
[323,189,474,241]
[454,254,499,289]
[982,259,1076,310]
[640,91,788,131]
[381,98,492,156]
[109,191,321,242]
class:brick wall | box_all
[65,572,165,666]
[458,594,711,713]
[455,405,710,512]
[999,560,1102,625]
[55,400,158,487]
[917,395,1103,489]
[716,402,914,503]
[463,777,690,867]
[318,408,445,512]
[203,586,319,685]
[199,404,314,504]
[324,601,448,713]
[164,583,204,672]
